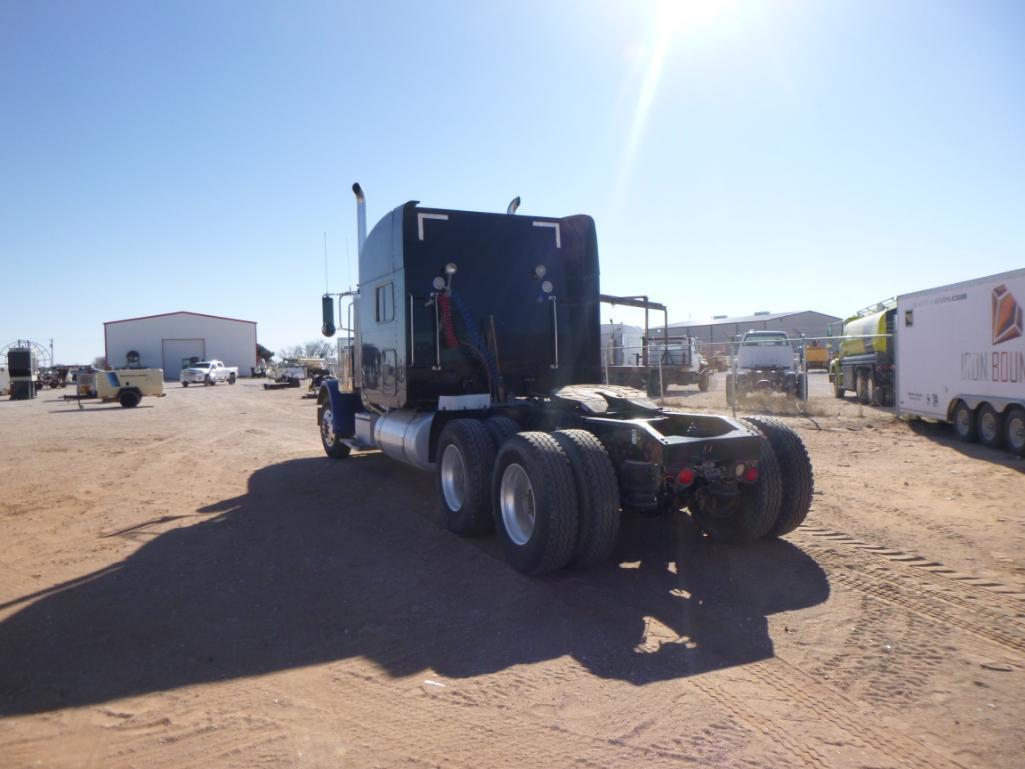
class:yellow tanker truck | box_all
[828,300,896,406]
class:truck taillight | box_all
[744,466,759,482]
[677,468,696,487]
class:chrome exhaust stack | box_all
[352,182,367,256]
[506,196,520,215]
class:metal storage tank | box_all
[7,348,35,400]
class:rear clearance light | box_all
[743,466,759,483]
[676,468,696,487]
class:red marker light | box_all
[744,466,759,482]
[677,468,696,486]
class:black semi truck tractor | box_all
[317,184,813,574]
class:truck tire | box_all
[492,432,579,574]
[743,416,813,537]
[205,375,214,387]
[484,416,520,450]
[689,428,782,544]
[1003,406,1025,457]
[552,429,620,568]
[118,390,140,408]
[698,371,710,392]
[182,381,189,388]
[437,419,496,536]
[977,403,1004,449]
[228,373,236,384]
[855,371,869,404]
[319,403,351,459]
[952,400,978,443]
[868,376,883,406]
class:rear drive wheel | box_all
[743,417,813,537]
[492,432,579,574]
[977,404,1004,449]
[118,390,140,408]
[436,419,495,535]
[319,403,351,459]
[1003,406,1025,457]
[698,370,710,392]
[796,372,808,401]
[952,400,978,443]
[868,376,883,406]
[484,416,520,450]
[552,429,620,568]
[689,428,781,544]
[855,371,869,404]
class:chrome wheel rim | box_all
[980,411,997,443]
[440,444,466,512]
[1009,415,1025,451]
[500,463,536,546]
[956,407,971,435]
[321,408,335,446]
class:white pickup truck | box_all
[180,360,238,387]
[726,331,805,404]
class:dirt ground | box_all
[1,372,1023,769]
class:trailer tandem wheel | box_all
[492,432,580,574]
[742,417,813,537]
[953,400,978,443]
[437,419,496,536]
[1004,406,1025,457]
[689,429,782,544]
[552,429,620,568]
[977,404,1004,449]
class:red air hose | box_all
[437,293,459,349]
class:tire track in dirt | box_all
[799,524,1025,604]
[795,533,1025,656]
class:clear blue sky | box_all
[2,1,1023,364]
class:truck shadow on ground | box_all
[0,455,829,716]
[907,419,1025,472]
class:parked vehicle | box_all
[725,331,806,405]
[316,183,814,574]
[604,325,713,396]
[896,269,1025,456]
[64,369,165,408]
[180,360,238,387]
[804,343,830,370]
[828,300,896,405]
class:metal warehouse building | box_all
[651,310,842,355]
[104,311,258,381]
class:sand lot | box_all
[2,373,1024,768]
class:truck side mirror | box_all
[322,294,336,337]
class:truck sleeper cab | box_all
[317,184,814,574]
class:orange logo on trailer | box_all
[992,284,1022,345]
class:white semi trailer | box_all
[896,268,1025,456]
